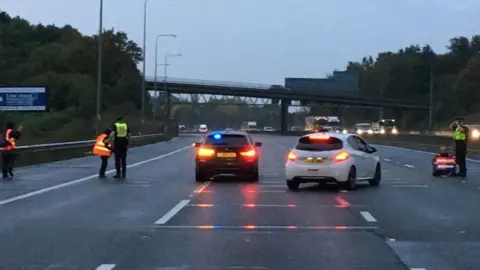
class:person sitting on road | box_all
[432,146,453,162]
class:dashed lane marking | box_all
[383,158,391,161]
[154,199,190,225]
[0,145,192,206]
[154,225,378,231]
[360,211,377,222]
[410,268,427,270]
[392,185,429,188]
[404,164,415,168]
[95,264,116,270]
[186,203,366,208]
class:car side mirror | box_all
[255,142,262,147]
[369,147,377,153]
[193,142,201,147]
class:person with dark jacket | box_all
[449,117,469,176]
[1,122,23,179]
[109,117,130,179]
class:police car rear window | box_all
[204,134,249,146]
[295,136,343,151]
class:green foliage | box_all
[0,10,151,143]
[346,35,480,127]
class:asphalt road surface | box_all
[1,134,479,270]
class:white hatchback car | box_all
[285,132,381,190]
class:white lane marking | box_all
[268,139,289,150]
[373,144,480,163]
[193,181,211,193]
[404,164,415,168]
[360,211,377,222]
[154,199,191,225]
[411,268,427,270]
[154,225,378,230]
[392,185,429,188]
[0,145,192,206]
[95,264,116,270]
[383,158,391,161]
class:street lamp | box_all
[164,53,182,119]
[96,0,104,134]
[140,0,149,124]
[153,34,177,93]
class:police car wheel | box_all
[195,170,208,182]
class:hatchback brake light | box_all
[309,135,330,140]
[287,151,297,161]
[334,152,349,162]
[198,147,215,157]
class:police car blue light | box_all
[213,133,222,140]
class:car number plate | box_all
[217,152,236,158]
[437,165,454,169]
[304,158,323,163]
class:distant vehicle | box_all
[372,119,398,135]
[355,123,373,135]
[225,128,235,132]
[178,125,186,132]
[263,126,275,132]
[240,121,260,131]
[285,132,381,190]
[193,131,262,182]
[199,124,208,133]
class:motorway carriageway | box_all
[0,135,480,270]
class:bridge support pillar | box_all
[166,90,171,120]
[280,99,290,133]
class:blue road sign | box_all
[0,87,48,112]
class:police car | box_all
[285,132,381,190]
[194,131,262,182]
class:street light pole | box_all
[96,0,104,135]
[164,53,182,119]
[153,34,177,94]
[140,0,149,124]
[428,58,434,131]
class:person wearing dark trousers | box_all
[449,117,469,177]
[92,129,112,178]
[110,117,130,179]
[1,122,23,179]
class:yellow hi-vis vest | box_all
[114,122,128,138]
[453,126,466,140]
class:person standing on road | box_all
[449,117,469,177]
[1,122,23,179]
[93,128,112,178]
[110,117,130,179]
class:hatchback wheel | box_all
[343,167,357,190]
[369,163,381,186]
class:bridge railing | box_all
[145,76,273,90]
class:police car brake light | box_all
[198,147,215,157]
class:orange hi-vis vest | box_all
[1,129,16,151]
[92,134,111,156]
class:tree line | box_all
[346,35,480,127]
[0,10,161,143]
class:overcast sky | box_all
[2,0,479,84]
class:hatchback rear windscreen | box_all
[295,136,343,151]
[204,134,249,146]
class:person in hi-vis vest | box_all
[93,129,112,178]
[109,117,130,179]
[1,122,23,179]
[449,117,469,177]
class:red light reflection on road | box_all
[335,196,350,208]
[335,226,347,230]
[244,225,256,230]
